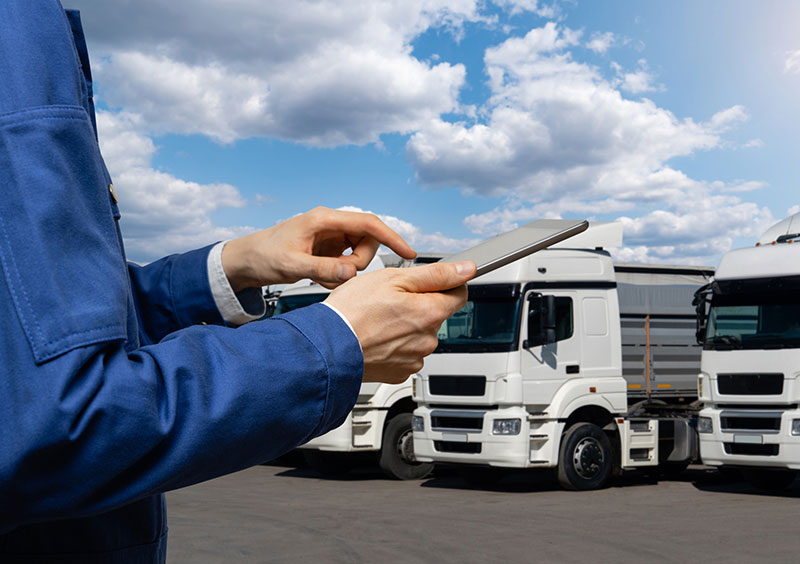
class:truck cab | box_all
[413,247,625,472]
[696,213,800,489]
[413,223,710,489]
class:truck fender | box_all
[547,378,626,421]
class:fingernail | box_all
[336,263,351,280]
[454,261,474,275]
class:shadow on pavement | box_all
[418,466,672,493]
[260,449,308,469]
[267,453,391,482]
[691,468,800,498]
[263,455,800,498]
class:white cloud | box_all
[611,59,660,94]
[789,205,800,216]
[587,31,615,54]
[336,206,480,253]
[68,0,550,146]
[742,138,764,149]
[494,0,558,18]
[406,23,769,264]
[98,47,466,146]
[708,105,748,131]
[720,180,764,193]
[408,24,720,199]
[785,49,800,74]
[97,111,255,262]
[65,3,772,266]
[609,198,774,266]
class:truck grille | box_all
[430,411,484,432]
[723,443,779,456]
[431,415,483,431]
[434,441,481,454]
[717,373,783,395]
[720,411,781,433]
[429,375,486,396]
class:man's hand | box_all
[324,261,476,384]
[222,207,416,291]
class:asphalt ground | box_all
[165,456,800,564]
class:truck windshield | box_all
[435,284,521,353]
[706,292,800,350]
[273,292,328,316]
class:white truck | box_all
[272,255,438,480]
[412,223,714,489]
[695,212,800,490]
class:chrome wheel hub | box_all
[573,437,603,479]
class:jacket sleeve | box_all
[0,0,363,532]
[127,248,229,346]
[1,302,363,532]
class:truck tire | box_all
[557,422,613,491]
[302,450,356,476]
[741,468,797,491]
[379,413,434,480]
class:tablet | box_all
[440,219,589,278]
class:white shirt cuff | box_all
[321,301,361,351]
[207,241,266,326]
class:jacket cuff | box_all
[207,241,266,326]
[279,303,363,435]
[169,244,226,327]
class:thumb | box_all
[398,261,476,293]
[301,255,357,287]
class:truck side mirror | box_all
[525,294,557,348]
[692,283,712,345]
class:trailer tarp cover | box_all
[617,283,702,316]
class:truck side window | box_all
[553,297,574,342]
[528,296,574,346]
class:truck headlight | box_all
[492,418,521,435]
[792,420,800,436]
[412,415,425,432]
[697,416,713,434]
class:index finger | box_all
[316,208,416,260]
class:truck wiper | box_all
[708,335,743,349]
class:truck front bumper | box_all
[699,406,800,470]
[301,407,386,452]
[412,405,563,468]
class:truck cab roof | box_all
[715,243,800,281]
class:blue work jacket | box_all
[0,2,362,562]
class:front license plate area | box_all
[733,434,764,445]
[441,433,468,443]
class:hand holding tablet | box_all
[439,219,589,279]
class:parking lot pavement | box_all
[166,459,800,564]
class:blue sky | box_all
[68,0,799,265]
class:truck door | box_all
[520,290,582,405]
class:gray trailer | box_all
[616,264,715,401]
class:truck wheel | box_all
[302,450,356,476]
[557,422,613,491]
[741,468,797,491]
[379,413,434,480]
